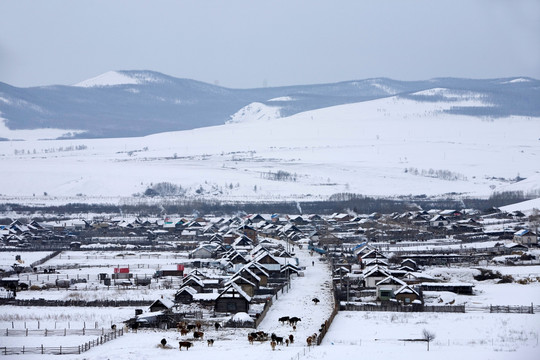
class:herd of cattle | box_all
[171,314,323,351]
[176,321,216,350]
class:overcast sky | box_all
[1,0,539,88]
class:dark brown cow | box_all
[278,316,289,324]
[193,331,204,339]
[179,341,193,350]
[289,317,301,326]
[207,339,214,347]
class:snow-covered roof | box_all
[375,276,406,287]
[176,286,198,296]
[218,282,252,302]
[395,285,419,296]
[149,297,174,310]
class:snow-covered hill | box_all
[0,90,538,203]
[1,72,539,139]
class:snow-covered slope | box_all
[227,102,281,123]
[0,92,538,203]
[500,198,540,215]
[74,71,140,87]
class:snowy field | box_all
[1,93,538,203]
[317,311,540,360]
[0,252,52,272]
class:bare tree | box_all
[422,329,436,351]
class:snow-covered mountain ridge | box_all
[0,71,538,139]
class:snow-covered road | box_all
[257,245,335,343]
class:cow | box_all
[248,335,254,344]
[161,338,167,347]
[207,339,214,347]
[289,317,301,326]
[289,334,294,344]
[250,331,268,341]
[312,298,320,305]
[214,322,221,331]
[179,341,193,350]
[270,340,277,351]
[193,331,204,340]
[306,337,313,347]
[187,324,196,331]
[180,328,189,336]
[278,316,290,324]
[271,333,284,345]
[195,321,202,331]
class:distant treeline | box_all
[0,191,535,220]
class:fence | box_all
[342,302,538,314]
[342,303,465,313]
[29,250,62,269]
[0,299,152,307]
[490,304,536,314]
[313,259,341,346]
[0,328,123,355]
[2,328,113,337]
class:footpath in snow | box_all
[257,245,335,345]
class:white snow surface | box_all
[74,71,139,87]
[0,94,539,203]
[0,116,85,141]
[500,197,540,215]
[267,96,294,102]
[227,102,281,123]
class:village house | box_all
[214,282,252,314]
[429,215,450,227]
[375,276,407,301]
[513,229,538,246]
[394,285,422,304]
